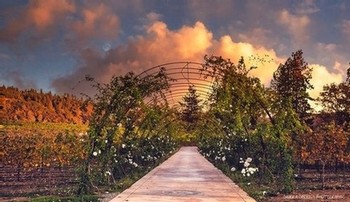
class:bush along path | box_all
[78,70,182,194]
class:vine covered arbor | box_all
[79,55,350,196]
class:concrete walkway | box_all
[111,147,256,202]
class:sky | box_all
[0,0,349,102]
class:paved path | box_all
[111,146,256,202]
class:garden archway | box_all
[137,62,219,108]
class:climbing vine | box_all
[197,55,301,193]
[78,70,180,193]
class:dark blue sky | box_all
[0,0,349,99]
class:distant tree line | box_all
[0,86,93,124]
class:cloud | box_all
[0,0,75,42]
[212,35,283,85]
[186,0,236,21]
[52,20,214,95]
[52,19,287,97]
[238,28,272,47]
[315,42,349,75]
[70,3,120,43]
[0,0,120,52]
[309,64,343,98]
[316,43,337,52]
[277,9,310,42]
[2,71,37,89]
[294,0,320,15]
[342,20,350,37]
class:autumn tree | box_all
[271,50,313,121]
[319,66,350,125]
[301,120,348,189]
[179,85,202,131]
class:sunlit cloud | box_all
[71,3,120,41]
[53,19,288,97]
[52,20,213,95]
[212,35,283,86]
[0,0,75,42]
[309,64,343,98]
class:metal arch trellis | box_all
[137,62,220,107]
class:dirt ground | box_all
[0,165,78,197]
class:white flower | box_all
[93,151,98,156]
[230,167,236,172]
[247,173,250,177]
[262,191,267,196]
[222,156,226,161]
[241,168,246,174]
[105,171,112,176]
[244,162,250,167]
[248,167,255,174]
[105,140,108,143]
[246,157,252,163]
[122,144,126,148]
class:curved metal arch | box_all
[145,86,214,105]
[137,62,204,77]
[135,106,226,139]
[137,62,221,108]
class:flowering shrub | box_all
[78,71,181,194]
[88,132,177,187]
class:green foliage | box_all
[198,55,297,194]
[179,85,202,132]
[79,70,180,194]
